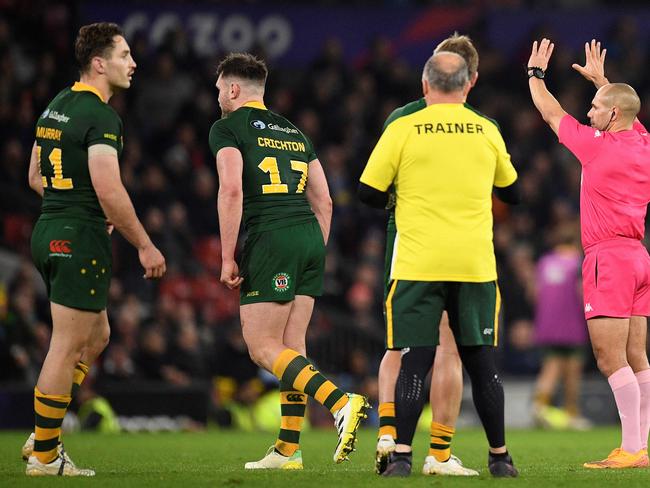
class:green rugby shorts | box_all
[239,220,325,305]
[384,280,500,349]
[31,216,111,312]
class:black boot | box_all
[382,452,412,477]
[488,451,519,477]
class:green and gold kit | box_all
[377,99,507,348]
[209,101,324,304]
[31,82,123,311]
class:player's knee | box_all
[627,348,649,372]
[96,325,111,353]
[594,352,627,377]
[247,343,275,370]
[247,348,264,367]
[283,340,305,356]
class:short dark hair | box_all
[216,53,268,84]
[75,22,123,74]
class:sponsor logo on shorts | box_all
[286,393,305,402]
[251,120,266,129]
[483,328,493,335]
[49,240,72,258]
[272,272,291,293]
[246,291,260,297]
[585,303,593,312]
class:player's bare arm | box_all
[88,145,166,279]
[305,158,332,245]
[528,38,567,135]
[216,146,244,289]
[27,141,44,197]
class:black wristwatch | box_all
[527,66,545,79]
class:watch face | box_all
[534,68,545,79]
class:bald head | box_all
[596,83,641,122]
[423,52,469,93]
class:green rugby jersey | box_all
[35,82,123,223]
[381,99,499,231]
[209,101,317,234]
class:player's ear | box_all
[421,78,429,97]
[92,56,106,75]
[230,82,240,100]
[470,71,478,88]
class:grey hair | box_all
[423,52,469,93]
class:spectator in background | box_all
[532,222,591,430]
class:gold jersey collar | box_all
[243,101,267,110]
[71,81,105,103]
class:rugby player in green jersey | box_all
[23,23,166,476]
[209,53,369,468]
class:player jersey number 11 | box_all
[37,145,73,190]
[258,156,308,194]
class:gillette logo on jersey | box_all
[49,240,72,258]
[273,272,291,293]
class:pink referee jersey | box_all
[559,115,650,248]
[559,114,650,319]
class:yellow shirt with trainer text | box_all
[360,103,517,282]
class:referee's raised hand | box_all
[528,38,555,71]
[572,39,608,88]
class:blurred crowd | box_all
[1,3,650,426]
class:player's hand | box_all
[139,244,166,279]
[528,38,555,71]
[220,259,243,289]
[572,39,608,88]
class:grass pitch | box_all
[1,427,649,487]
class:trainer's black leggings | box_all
[459,345,505,448]
[394,347,436,446]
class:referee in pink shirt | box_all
[528,38,650,469]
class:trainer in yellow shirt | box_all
[359,51,520,478]
[361,103,517,282]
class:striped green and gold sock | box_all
[33,386,71,464]
[378,402,397,439]
[429,421,454,462]
[274,382,307,456]
[71,361,89,397]
[272,349,348,413]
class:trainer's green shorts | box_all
[384,279,500,349]
[239,220,325,305]
[31,216,111,312]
